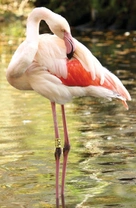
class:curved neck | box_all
[26,7,52,42]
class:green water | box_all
[0,21,136,208]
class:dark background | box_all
[1,0,136,30]
[34,0,136,30]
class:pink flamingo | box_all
[6,7,131,207]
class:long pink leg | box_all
[61,105,70,199]
[51,102,61,208]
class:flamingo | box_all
[6,7,131,207]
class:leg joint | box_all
[63,144,70,155]
[55,147,61,160]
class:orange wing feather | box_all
[54,59,130,109]
[60,59,113,89]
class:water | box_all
[0,21,136,207]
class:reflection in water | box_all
[0,23,136,207]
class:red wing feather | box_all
[60,59,113,89]
[54,58,131,109]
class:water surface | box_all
[0,22,136,208]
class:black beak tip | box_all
[67,51,74,59]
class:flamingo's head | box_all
[46,11,76,59]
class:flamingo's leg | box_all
[61,104,70,198]
[51,102,61,207]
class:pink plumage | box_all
[6,7,131,207]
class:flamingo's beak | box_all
[64,32,75,59]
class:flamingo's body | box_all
[6,7,131,207]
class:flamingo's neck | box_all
[26,7,52,42]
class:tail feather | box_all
[73,39,131,107]
[102,67,131,101]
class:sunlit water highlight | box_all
[0,21,136,208]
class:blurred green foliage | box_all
[34,0,90,26]
[1,0,136,30]
[33,0,136,30]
